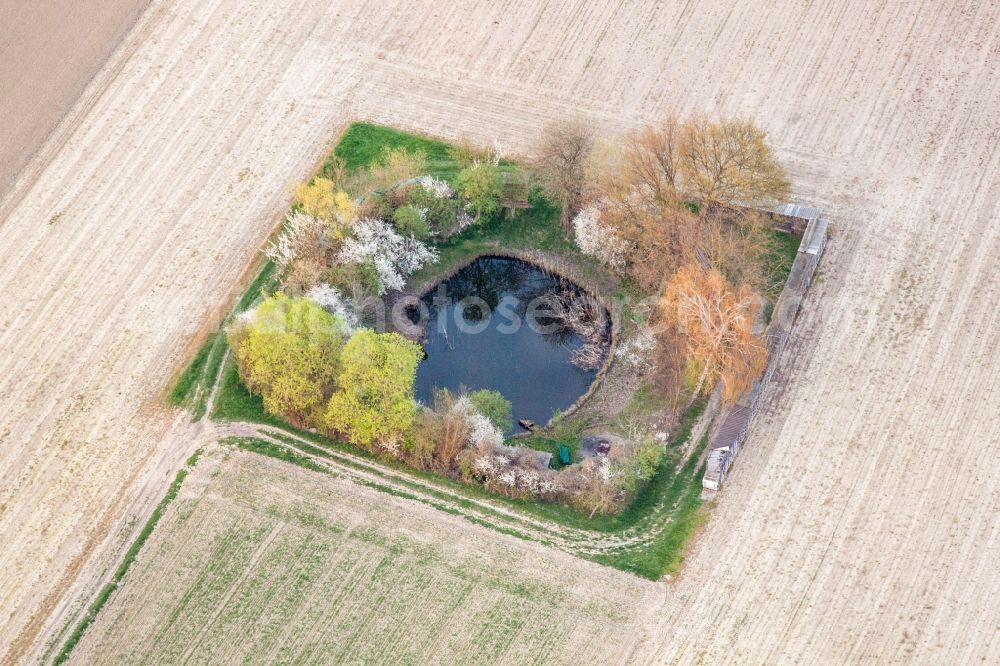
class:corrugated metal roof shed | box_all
[710,405,751,452]
[775,203,822,222]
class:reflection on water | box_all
[413,256,609,429]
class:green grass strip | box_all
[166,332,218,408]
[53,449,202,664]
[258,429,565,539]
[765,228,802,298]
[592,434,710,579]
[167,259,278,420]
[223,436,540,544]
[328,122,459,181]
[223,436,327,473]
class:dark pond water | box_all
[411,256,609,430]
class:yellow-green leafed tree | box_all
[229,294,348,427]
[294,177,337,219]
[294,178,359,223]
[324,330,422,452]
[455,162,501,222]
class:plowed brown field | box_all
[2,1,998,664]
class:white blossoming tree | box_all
[417,175,454,199]
[264,210,325,270]
[337,217,438,294]
[572,206,631,271]
[449,396,505,449]
[305,283,359,331]
[469,445,560,499]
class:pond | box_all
[410,256,610,431]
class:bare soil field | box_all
[1,0,999,664]
[0,0,149,196]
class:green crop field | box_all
[68,447,654,664]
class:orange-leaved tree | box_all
[660,264,767,406]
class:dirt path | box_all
[211,420,669,552]
[2,1,999,663]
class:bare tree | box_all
[534,118,595,232]
[594,190,702,290]
[697,207,774,294]
[584,116,698,287]
[678,115,790,207]
[583,114,788,291]
[622,116,683,206]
